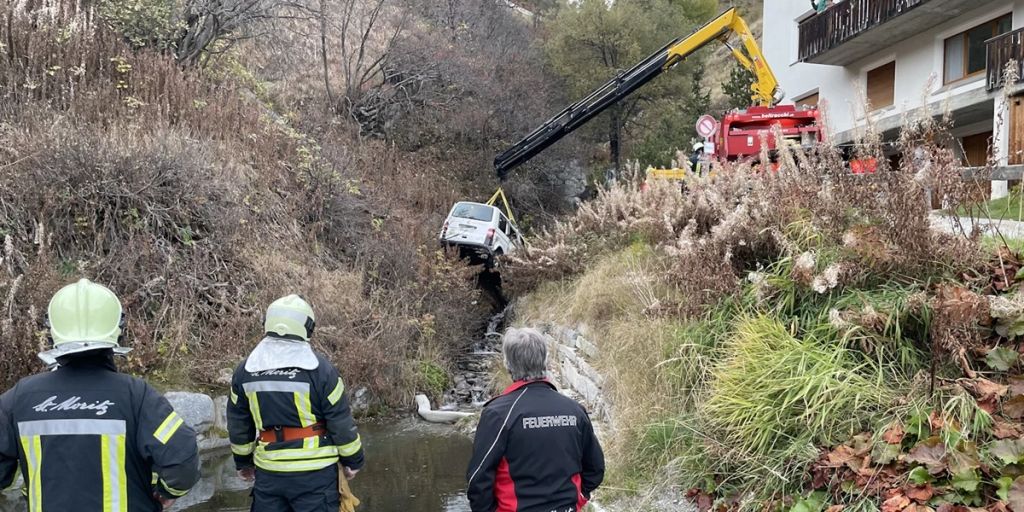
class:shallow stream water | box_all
[176,417,474,512]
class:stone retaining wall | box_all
[540,324,611,423]
[165,391,230,452]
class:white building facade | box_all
[761,0,1024,198]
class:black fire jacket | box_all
[227,351,364,473]
[0,352,200,511]
[466,379,605,512]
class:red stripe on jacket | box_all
[501,378,553,396]
[495,457,518,512]
[572,473,588,510]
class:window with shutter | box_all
[866,61,895,110]
[795,92,819,109]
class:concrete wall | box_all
[762,0,1022,141]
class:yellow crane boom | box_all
[493,8,782,179]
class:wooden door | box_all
[962,132,992,166]
[1010,96,1024,165]
[962,131,993,203]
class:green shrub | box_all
[418,360,449,399]
[703,316,897,478]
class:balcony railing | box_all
[987,28,1024,91]
[798,0,926,63]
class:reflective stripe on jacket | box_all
[0,354,201,511]
[226,351,364,473]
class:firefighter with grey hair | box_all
[466,327,605,512]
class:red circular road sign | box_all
[695,115,718,138]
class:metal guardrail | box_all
[987,28,1024,91]
[962,165,1024,181]
[798,0,925,62]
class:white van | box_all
[439,202,524,264]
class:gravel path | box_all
[929,214,1024,239]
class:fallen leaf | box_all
[906,483,935,503]
[826,506,845,512]
[937,504,970,512]
[1010,476,1024,512]
[697,492,713,512]
[987,347,1020,372]
[1010,376,1024,397]
[930,412,947,431]
[874,443,901,465]
[909,466,934,484]
[961,378,1009,402]
[952,470,982,493]
[987,502,1010,512]
[1005,396,1024,420]
[884,424,907,445]
[992,440,1024,466]
[791,491,827,512]
[979,398,1001,414]
[883,494,911,512]
[851,433,873,456]
[907,437,949,475]
[948,442,981,475]
[827,445,857,467]
[998,477,1014,501]
[994,419,1024,439]
[905,505,935,512]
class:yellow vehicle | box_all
[493,7,802,180]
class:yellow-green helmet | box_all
[264,295,316,341]
[43,279,128,360]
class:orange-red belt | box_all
[258,422,325,443]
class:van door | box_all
[495,214,513,252]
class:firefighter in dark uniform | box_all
[228,294,365,512]
[467,327,605,512]
[0,279,201,511]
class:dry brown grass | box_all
[0,5,490,408]
[510,119,986,313]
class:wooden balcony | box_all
[987,28,1024,91]
[798,0,985,66]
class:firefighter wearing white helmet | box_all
[689,141,706,176]
[0,279,200,511]
[228,294,365,512]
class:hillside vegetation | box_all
[0,0,572,406]
[0,0,779,407]
[511,119,1024,511]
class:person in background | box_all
[228,294,364,512]
[466,327,605,512]
[0,278,200,511]
[689,141,705,177]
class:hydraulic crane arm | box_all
[494,8,780,179]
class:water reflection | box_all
[182,417,474,512]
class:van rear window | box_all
[451,204,493,222]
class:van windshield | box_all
[451,204,493,222]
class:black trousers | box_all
[251,464,340,512]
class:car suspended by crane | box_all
[492,7,825,181]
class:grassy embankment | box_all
[510,125,1024,512]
